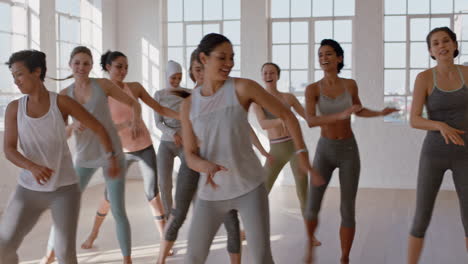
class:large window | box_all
[384,0,468,122]
[270,0,355,97]
[166,0,241,88]
[56,0,102,89]
[0,0,40,129]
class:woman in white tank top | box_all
[0,50,118,264]
[179,33,325,264]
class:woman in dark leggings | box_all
[304,39,397,263]
[408,27,468,264]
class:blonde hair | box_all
[50,46,93,81]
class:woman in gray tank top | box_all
[408,27,468,264]
[42,46,141,264]
[180,33,325,264]
[304,39,397,263]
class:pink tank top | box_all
[108,83,152,152]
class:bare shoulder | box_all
[458,64,468,76]
[305,81,319,95]
[6,99,19,113]
[281,92,299,104]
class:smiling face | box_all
[69,52,93,78]
[428,30,458,62]
[107,56,128,82]
[169,73,182,88]
[10,62,42,94]
[200,41,234,82]
[318,45,342,73]
[262,64,279,86]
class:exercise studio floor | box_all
[12,180,467,264]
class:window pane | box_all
[60,16,80,43]
[384,0,406,14]
[168,47,184,68]
[291,0,311,18]
[315,20,332,43]
[204,0,222,20]
[230,70,241,77]
[430,18,450,29]
[455,0,468,13]
[341,69,352,78]
[313,0,332,17]
[291,44,308,69]
[0,33,11,62]
[184,0,202,21]
[411,42,429,68]
[168,0,182,21]
[335,0,355,16]
[224,0,240,19]
[406,96,413,120]
[223,21,240,45]
[273,45,290,69]
[12,6,27,35]
[59,42,75,69]
[278,70,290,92]
[186,24,202,46]
[408,0,429,14]
[342,43,352,69]
[410,18,429,41]
[314,70,324,81]
[203,23,220,35]
[56,0,68,14]
[291,22,308,43]
[168,23,183,46]
[233,45,240,70]
[334,20,352,43]
[384,69,406,95]
[385,16,406,41]
[273,22,290,44]
[431,0,453,14]
[0,3,11,32]
[409,69,424,93]
[271,0,289,18]
[31,14,40,46]
[12,35,27,52]
[291,70,308,92]
[314,44,321,68]
[385,43,406,68]
[384,96,406,122]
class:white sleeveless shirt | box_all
[190,77,265,201]
[17,92,77,192]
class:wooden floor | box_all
[11,180,468,264]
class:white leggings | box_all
[184,183,274,264]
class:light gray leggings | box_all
[0,184,80,264]
[184,183,274,264]
[304,136,360,228]
[164,155,241,254]
[157,140,182,215]
[410,134,468,238]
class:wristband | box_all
[295,148,308,155]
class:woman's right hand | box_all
[438,122,465,146]
[339,104,362,120]
[30,164,54,185]
[205,162,228,189]
[107,156,121,178]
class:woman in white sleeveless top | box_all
[180,33,325,264]
[0,50,118,264]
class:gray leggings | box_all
[184,183,274,264]
[305,136,360,228]
[410,133,468,238]
[0,184,80,264]
[104,145,159,202]
[157,140,182,215]
[164,156,241,254]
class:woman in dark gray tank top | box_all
[303,39,397,263]
[408,27,468,264]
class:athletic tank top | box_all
[107,83,152,152]
[17,92,77,192]
[67,78,123,168]
[427,66,468,132]
[190,77,265,201]
[317,80,353,115]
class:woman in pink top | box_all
[79,50,179,250]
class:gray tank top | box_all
[316,80,353,115]
[67,78,123,168]
[190,77,265,201]
[427,66,468,131]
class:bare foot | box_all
[312,237,322,246]
[39,255,55,264]
[81,234,97,249]
[167,249,175,256]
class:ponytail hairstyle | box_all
[100,50,127,72]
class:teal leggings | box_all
[47,158,131,257]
